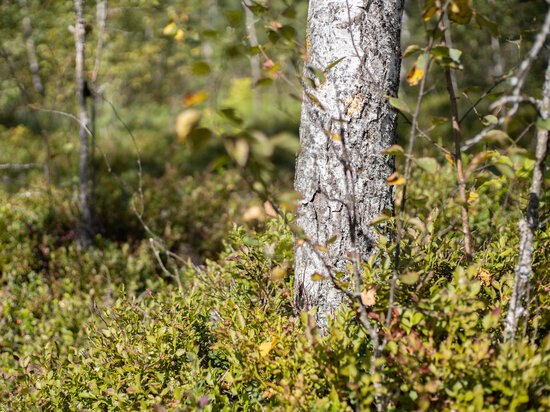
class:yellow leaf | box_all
[361,288,376,306]
[423,6,437,21]
[163,22,177,36]
[296,239,305,247]
[174,29,184,40]
[406,63,424,86]
[476,268,492,284]
[314,245,329,252]
[468,191,479,203]
[311,273,324,281]
[175,109,201,143]
[271,266,287,281]
[259,337,279,357]
[243,205,265,222]
[183,91,208,107]
[225,139,249,167]
[329,132,341,141]
[387,171,405,186]
[445,152,455,165]
[448,0,472,24]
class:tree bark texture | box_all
[294,0,404,325]
[75,0,93,248]
[504,57,550,340]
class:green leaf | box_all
[326,57,345,71]
[192,61,211,76]
[493,163,515,179]
[220,108,243,125]
[482,115,498,125]
[381,144,405,156]
[403,44,422,58]
[536,117,550,130]
[326,235,337,245]
[401,272,419,285]
[310,67,326,84]
[242,235,260,247]
[430,46,450,58]
[370,214,391,226]
[253,77,273,87]
[387,97,411,113]
[225,10,243,27]
[416,157,439,173]
[280,26,296,41]
[448,0,472,25]
[282,6,296,18]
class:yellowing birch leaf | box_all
[361,288,376,306]
[387,172,405,186]
[259,337,279,357]
[174,29,184,40]
[406,63,424,86]
[448,0,472,24]
[175,110,201,143]
[163,22,177,36]
[468,191,479,203]
[445,152,455,165]
[476,268,492,284]
[311,273,324,281]
[271,266,287,281]
[183,91,208,107]
[423,6,437,21]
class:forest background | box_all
[1,0,550,410]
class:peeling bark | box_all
[504,57,550,341]
[294,0,404,325]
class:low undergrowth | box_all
[1,163,550,411]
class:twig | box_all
[504,55,550,341]
[387,2,449,329]
[445,66,473,264]
[90,0,108,226]
[0,163,43,171]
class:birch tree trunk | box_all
[294,0,404,325]
[90,0,107,230]
[19,0,43,95]
[504,58,550,340]
[75,0,93,248]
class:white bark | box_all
[19,0,43,95]
[504,57,550,341]
[75,0,93,248]
[294,0,404,324]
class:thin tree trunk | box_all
[242,1,261,112]
[504,58,550,341]
[445,67,473,264]
[75,0,93,248]
[488,0,503,77]
[294,0,404,325]
[90,0,107,229]
[19,0,43,95]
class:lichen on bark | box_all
[294,0,404,325]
